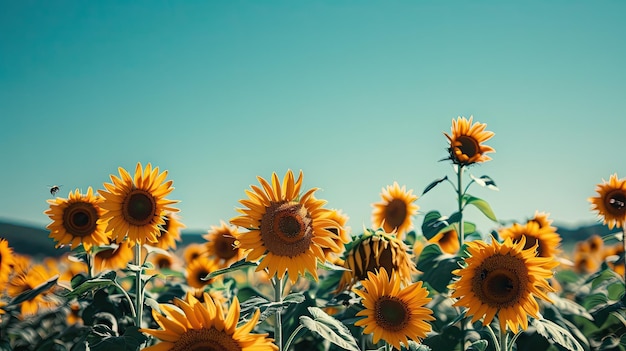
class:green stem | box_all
[113,280,136,318]
[500,326,508,351]
[134,243,144,329]
[457,165,465,247]
[272,276,284,351]
[283,325,304,351]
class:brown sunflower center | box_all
[170,328,241,351]
[515,235,546,257]
[215,235,237,260]
[472,254,529,308]
[374,296,410,331]
[195,268,210,286]
[260,202,313,257]
[62,202,99,238]
[353,236,396,280]
[605,190,626,215]
[96,245,119,259]
[122,190,157,226]
[385,199,408,229]
[157,257,172,269]
[456,135,480,158]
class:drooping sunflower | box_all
[589,173,626,229]
[0,238,15,283]
[186,255,220,290]
[93,242,134,272]
[499,220,562,258]
[204,221,244,269]
[337,228,417,292]
[98,162,179,246]
[371,182,418,240]
[141,292,278,351]
[353,268,434,350]
[45,187,110,251]
[230,170,345,284]
[444,116,495,166]
[449,236,558,334]
[153,212,185,251]
[428,228,460,255]
[7,264,58,316]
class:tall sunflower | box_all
[444,116,495,166]
[0,239,14,283]
[230,170,345,284]
[337,229,417,291]
[153,212,185,251]
[499,220,561,258]
[45,187,110,251]
[353,268,434,350]
[589,173,626,229]
[204,221,244,269]
[372,182,418,240]
[141,292,277,351]
[98,162,179,246]
[449,237,558,334]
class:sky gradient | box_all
[1,1,625,236]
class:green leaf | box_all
[300,307,360,351]
[9,274,58,306]
[422,176,448,196]
[531,318,584,351]
[87,326,147,351]
[406,341,432,351]
[469,340,488,351]
[62,278,116,299]
[317,260,349,271]
[548,293,593,320]
[421,211,450,240]
[470,174,498,191]
[416,244,461,293]
[462,195,497,221]
[203,259,258,281]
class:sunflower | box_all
[184,243,207,264]
[337,229,417,292]
[444,116,495,166]
[98,162,179,246]
[0,238,15,283]
[141,292,277,351]
[321,209,350,264]
[449,236,558,334]
[93,242,134,272]
[45,187,110,251]
[371,182,418,239]
[589,173,626,229]
[204,221,244,268]
[603,242,625,276]
[353,268,434,350]
[186,255,220,290]
[527,211,556,231]
[230,170,345,284]
[153,212,185,251]
[573,241,599,274]
[499,220,561,258]
[7,264,58,316]
[428,228,460,255]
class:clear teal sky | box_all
[1,1,625,236]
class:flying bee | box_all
[48,185,62,196]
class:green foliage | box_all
[416,244,462,293]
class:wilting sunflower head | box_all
[337,228,417,292]
[449,236,559,334]
[589,173,626,229]
[499,220,561,258]
[230,170,345,284]
[443,116,495,166]
[353,268,434,350]
[204,220,244,269]
[428,228,460,255]
[0,239,15,283]
[371,182,419,240]
[93,241,134,272]
[186,255,220,290]
[98,162,179,246]
[153,212,185,251]
[140,292,278,351]
[45,187,110,252]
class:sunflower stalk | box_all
[499,327,508,351]
[133,243,144,330]
[456,165,466,351]
[272,275,284,351]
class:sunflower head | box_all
[589,173,626,229]
[353,268,434,350]
[45,187,110,252]
[449,236,559,334]
[7,264,58,316]
[153,212,185,250]
[140,292,277,351]
[184,243,207,264]
[203,221,244,269]
[443,116,495,166]
[230,170,345,284]
[186,255,220,290]
[98,162,179,246]
[371,182,419,240]
[428,228,460,255]
[337,228,417,292]
[0,239,15,283]
[321,209,351,263]
[94,241,134,272]
[498,220,562,258]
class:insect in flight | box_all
[48,185,62,196]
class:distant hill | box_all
[0,219,621,259]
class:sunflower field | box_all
[0,116,624,351]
